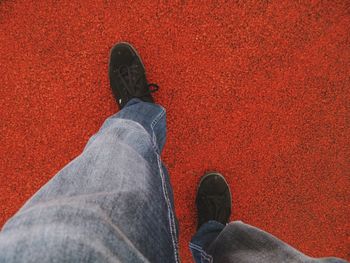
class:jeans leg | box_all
[191,221,348,263]
[190,220,225,263]
[0,99,179,263]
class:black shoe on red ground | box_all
[108,42,159,109]
[196,172,232,230]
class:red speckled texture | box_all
[0,1,349,262]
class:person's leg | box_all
[195,221,348,263]
[190,172,347,263]
[0,99,179,263]
[0,43,179,263]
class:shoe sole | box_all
[197,171,232,205]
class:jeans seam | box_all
[150,105,166,129]
[119,108,178,261]
[189,243,213,263]
[150,108,179,262]
[201,251,213,263]
[120,106,178,261]
[147,109,165,154]
[189,243,203,250]
[155,150,179,262]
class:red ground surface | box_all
[0,1,349,262]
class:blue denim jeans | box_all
[0,99,347,263]
[190,220,347,263]
[0,99,179,262]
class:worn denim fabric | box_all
[190,221,225,263]
[0,98,347,263]
[190,221,348,263]
[0,99,179,263]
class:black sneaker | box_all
[196,172,232,230]
[108,42,159,109]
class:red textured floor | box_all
[1,1,349,262]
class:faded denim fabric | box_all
[190,221,348,263]
[0,99,179,263]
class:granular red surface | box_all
[0,1,349,262]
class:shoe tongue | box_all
[200,196,227,224]
[119,66,146,91]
